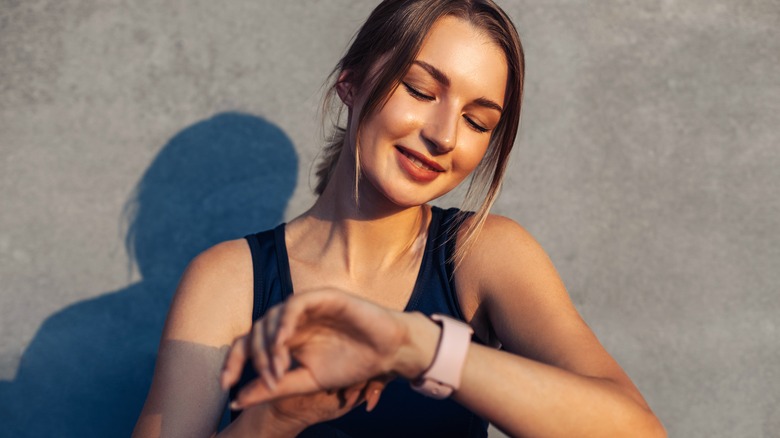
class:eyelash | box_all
[402,82,490,134]
[403,82,434,101]
[465,117,489,133]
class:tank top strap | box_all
[441,207,475,315]
[410,206,474,321]
[243,224,293,321]
[230,226,290,416]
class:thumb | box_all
[231,368,322,410]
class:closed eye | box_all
[404,81,490,133]
[464,116,489,133]
[403,82,434,101]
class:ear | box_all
[335,70,357,107]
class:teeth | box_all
[402,150,437,171]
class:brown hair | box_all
[315,0,525,267]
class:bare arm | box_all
[132,240,257,438]
[132,240,384,438]
[225,216,666,437]
[436,215,664,436]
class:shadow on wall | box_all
[0,112,298,437]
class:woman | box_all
[134,0,666,436]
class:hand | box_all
[269,378,389,423]
[221,290,419,409]
[233,379,389,437]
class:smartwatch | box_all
[411,314,474,399]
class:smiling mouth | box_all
[396,146,444,172]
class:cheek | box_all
[454,140,490,175]
[365,91,422,141]
[388,117,419,145]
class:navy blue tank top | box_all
[230,206,489,437]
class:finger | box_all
[220,335,249,390]
[348,381,371,409]
[261,308,280,383]
[231,367,322,410]
[264,305,288,380]
[275,290,346,348]
[251,319,277,391]
[336,377,387,411]
[273,300,300,350]
[365,378,389,412]
[230,377,271,411]
[273,341,291,382]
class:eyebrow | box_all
[412,60,504,113]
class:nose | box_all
[421,107,458,154]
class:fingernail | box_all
[262,371,277,391]
[366,389,381,412]
[229,400,241,410]
[273,355,284,380]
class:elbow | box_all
[645,414,667,438]
[602,379,666,437]
[602,395,666,438]
[626,406,667,438]
[607,412,666,438]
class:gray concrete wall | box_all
[1,1,777,437]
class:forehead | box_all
[414,15,508,104]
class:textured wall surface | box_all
[1,1,778,437]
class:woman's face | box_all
[349,15,508,208]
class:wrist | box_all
[391,311,442,380]
[409,314,474,399]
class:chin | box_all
[360,165,458,209]
[379,183,450,209]
[379,190,427,209]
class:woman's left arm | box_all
[431,215,666,437]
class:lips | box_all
[395,146,444,172]
[395,146,445,183]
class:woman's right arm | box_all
[132,240,374,438]
[131,239,267,438]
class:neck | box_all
[290,153,431,275]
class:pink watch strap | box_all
[411,314,474,399]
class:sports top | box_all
[229,206,489,437]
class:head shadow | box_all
[0,112,297,437]
[125,111,298,286]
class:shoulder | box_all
[455,213,550,281]
[468,213,536,246]
[454,214,573,347]
[184,238,252,281]
[164,238,254,346]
